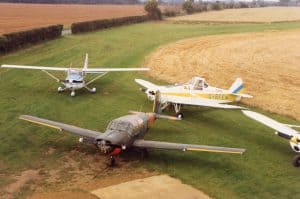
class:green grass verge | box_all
[0,21,300,198]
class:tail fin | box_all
[83,53,88,70]
[229,78,244,94]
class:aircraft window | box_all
[107,120,133,132]
[204,83,208,88]
[193,80,203,90]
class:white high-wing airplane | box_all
[242,110,300,167]
[135,76,252,118]
[1,54,149,97]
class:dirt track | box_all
[169,7,300,23]
[0,3,145,34]
[145,29,300,120]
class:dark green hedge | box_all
[0,24,63,54]
[71,15,149,34]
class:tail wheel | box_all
[176,112,184,119]
[292,155,300,167]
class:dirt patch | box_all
[3,170,40,199]
[168,7,300,23]
[92,175,211,199]
[0,3,146,34]
[23,149,156,199]
[145,29,300,120]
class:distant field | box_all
[169,7,300,23]
[145,29,300,120]
[0,3,145,34]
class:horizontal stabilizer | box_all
[133,140,245,154]
[135,79,159,90]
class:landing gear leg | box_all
[292,155,300,167]
[85,86,97,93]
[174,104,183,119]
[108,156,116,167]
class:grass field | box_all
[0,3,145,34]
[169,7,300,23]
[1,21,300,198]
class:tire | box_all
[176,112,184,119]
[108,156,116,167]
[292,155,300,167]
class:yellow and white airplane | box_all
[135,76,252,118]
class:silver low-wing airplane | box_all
[135,76,252,118]
[19,95,245,166]
[1,54,149,97]
[242,110,300,167]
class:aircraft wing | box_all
[1,64,68,71]
[19,115,102,139]
[242,110,299,138]
[133,140,245,154]
[161,95,246,109]
[83,68,149,74]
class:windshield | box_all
[107,120,133,132]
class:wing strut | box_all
[86,72,108,86]
[41,70,61,82]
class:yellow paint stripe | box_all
[20,117,62,131]
[186,147,244,154]
[162,92,238,101]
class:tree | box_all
[182,0,194,14]
[144,0,162,20]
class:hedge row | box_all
[0,24,63,54]
[71,15,149,34]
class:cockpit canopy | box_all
[189,76,208,90]
[67,69,83,82]
[106,119,140,136]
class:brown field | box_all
[145,29,300,120]
[0,3,146,34]
[169,7,300,23]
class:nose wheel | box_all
[70,91,76,97]
[108,156,116,167]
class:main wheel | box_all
[292,155,300,167]
[57,87,64,93]
[70,91,76,97]
[91,87,96,93]
[176,112,184,119]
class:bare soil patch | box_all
[169,7,300,23]
[145,29,300,120]
[1,147,156,199]
[0,3,146,34]
[92,175,211,199]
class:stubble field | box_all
[169,7,300,23]
[0,3,145,34]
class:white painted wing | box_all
[242,110,299,137]
[1,64,68,71]
[135,78,159,90]
[162,95,246,109]
[84,68,149,73]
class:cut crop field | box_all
[1,21,300,199]
[169,7,300,23]
[145,29,300,121]
[0,3,145,34]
